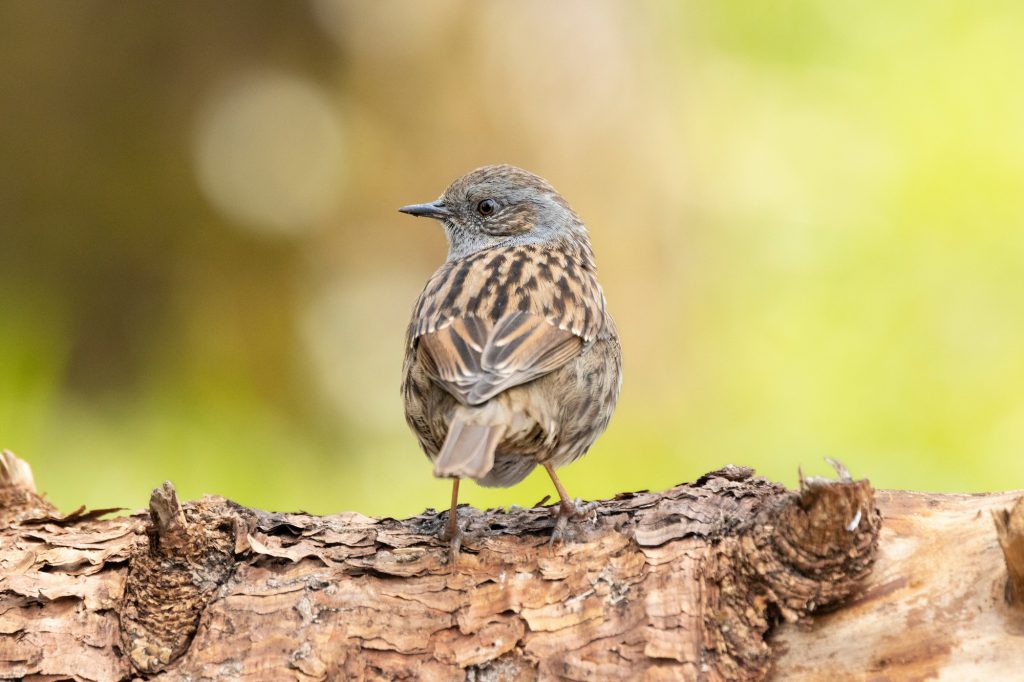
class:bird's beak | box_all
[398,199,451,220]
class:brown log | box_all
[0,449,1018,680]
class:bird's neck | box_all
[445,234,596,272]
[552,235,597,272]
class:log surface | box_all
[0,450,1019,680]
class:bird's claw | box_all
[549,497,599,545]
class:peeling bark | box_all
[0,450,1017,680]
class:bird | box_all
[399,164,622,553]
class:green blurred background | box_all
[2,1,1023,517]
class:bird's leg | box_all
[441,478,462,562]
[543,463,598,543]
[544,462,575,516]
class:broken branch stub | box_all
[0,449,55,524]
[119,484,242,674]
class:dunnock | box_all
[399,165,621,551]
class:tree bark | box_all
[0,449,1020,681]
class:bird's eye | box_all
[477,199,498,216]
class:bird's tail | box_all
[434,408,507,481]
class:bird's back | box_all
[402,242,620,486]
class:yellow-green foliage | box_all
[1,2,1022,517]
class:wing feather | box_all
[410,245,605,406]
[417,312,582,406]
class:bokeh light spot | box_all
[193,71,345,236]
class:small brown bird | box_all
[399,164,621,549]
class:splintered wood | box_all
[0,453,881,682]
[993,496,1024,608]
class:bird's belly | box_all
[493,338,621,469]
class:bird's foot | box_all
[446,531,462,565]
[440,511,462,565]
[550,497,599,545]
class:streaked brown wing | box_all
[417,311,582,406]
[415,317,488,404]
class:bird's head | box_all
[399,164,593,263]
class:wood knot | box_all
[119,482,240,673]
[734,460,880,627]
[992,495,1024,607]
[780,458,879,574]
